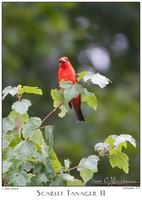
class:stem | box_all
[70,165,80,171]
[15,114,23,134]
[21,133,25,140]
[41,103,63,124]
[17,94,22,101]
[54,165,80,176]
[39,125,49,129]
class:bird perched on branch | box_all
[58,56,84,122]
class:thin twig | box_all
[39,125,49,129]
[21,133,25,140]
[69,165,80,171]
[41,103,63,124]
[16,94,22,101]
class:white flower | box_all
[83,72,111,88]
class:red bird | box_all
[58,56,84,122]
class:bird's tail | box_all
[74,106,85,122]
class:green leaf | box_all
[80,168,94,183]
[82,95,97,111]
[12,99,31,114]
[2,148,8,161]
[31,173,49,186]
[59,80,73,89]
[49,149,62,173]
[105,134,136,152]
[83,72,111,88]
[8,111,19,119]
[40,145,49,159]
[3,160,12,173]
[62,173,74,181]
[109,151,129,174]
[30,129,45,145]
[51,89,63,107]
[3,117,15,134]
[8,111,29,124]
[17,84,24,95]
[43,158,54,178]
[60,81,98,112]
[60,81,83,103]
[77,155,99,183]
[21,113,29,123]
[8,171,30,186]
[104,135,115,146]
[8,111,25,133]
[116,142,127,152]
[38,145,54,177]
[111,134,136,148]
[9,132,21,148]
[67,179,85,186]
[3,146,16,161]
[23,86,43,95]
[13,140,37,160]
[49,175,65,186]
[2,86,18,100]
[22,117,42,138]
[51,83,91,118]
[63,84,80,102]
[58,104,69,118]
[51,89,68,118]
[22,162,33,172]
[77,71,89,82]
[17,85,43,95]
[2,134,11,149]
[43,126,54,148]
[83,88,95,96]
[32,163,43,174]
[78,155,99,172]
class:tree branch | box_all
[41,103,63,124]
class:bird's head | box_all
[59,56,69,64]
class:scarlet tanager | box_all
[58,56,84,122]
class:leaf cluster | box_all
[2,76,136,186]
[51,80,97,118]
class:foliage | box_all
[2,76,136,186]
[77,72,111,88]
[104,134,136,173]
[51,79,98,117]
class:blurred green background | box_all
[2,2,140,185]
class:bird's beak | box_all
[59,58,66,64]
